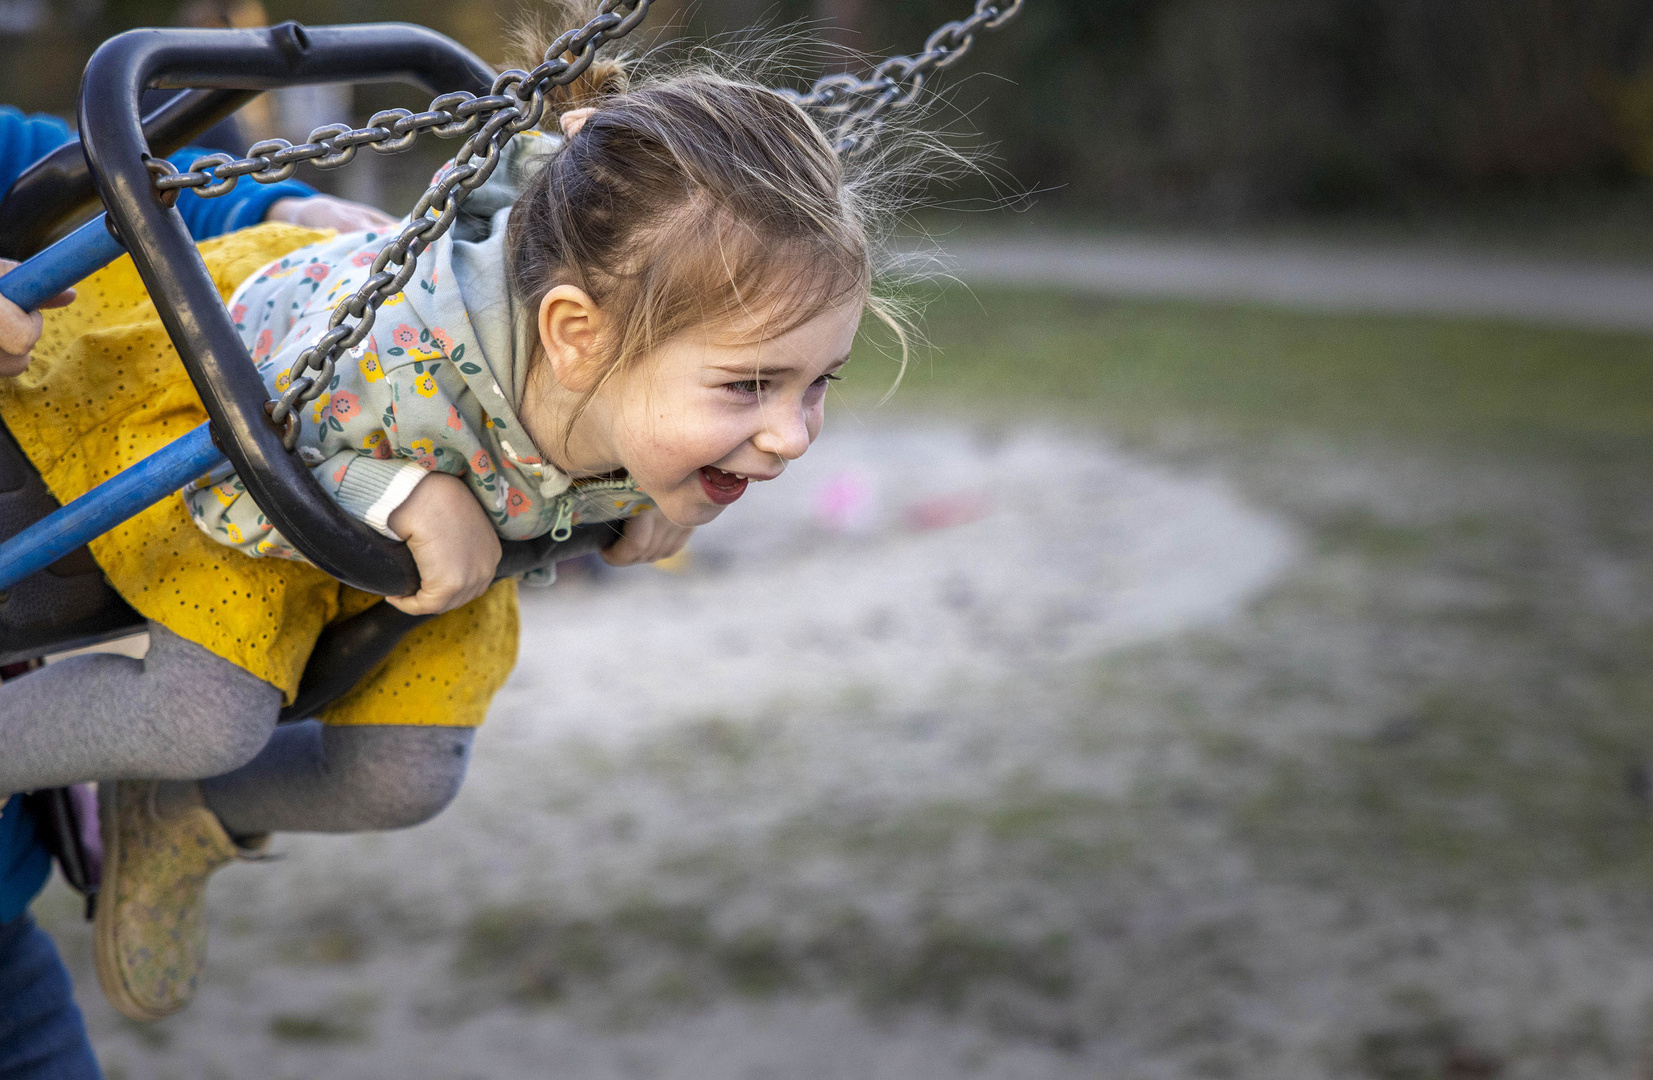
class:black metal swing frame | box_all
[0,22,619,719]
[0,0,1026,907]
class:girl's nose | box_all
[752,404,811,461]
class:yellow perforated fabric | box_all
[0,223,518,727]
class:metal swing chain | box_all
[152,0,653,447]
[150,0,1020,448]
[782,0,1024,157]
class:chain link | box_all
[153,1,652,446]
[782,0,1023,157]
[157,0,1018,447]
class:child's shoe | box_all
[93,779,252,1020]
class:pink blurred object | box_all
[814,471,878,534]
[904,491,992,532]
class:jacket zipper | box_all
[551,477,638,541]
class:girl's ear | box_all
[538,285,605,392]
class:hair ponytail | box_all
[503,1,631,121]
[502,19,975,451]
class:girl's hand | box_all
[265,195,399,235]
[385,472,501,616]
[0,258,74,377]
[601,507,694,566]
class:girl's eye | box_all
[724,373,841,397]
[804,373,842,397]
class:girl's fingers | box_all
[386,570,490,616]
[656,530,690,562]
[385,593,422,615]
[602,512,694,566]
[386,588,456,616]
[643,518,692,563]
[600,517,647,566]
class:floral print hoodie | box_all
[185,131,652,566]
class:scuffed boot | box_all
[93,780,255,1020]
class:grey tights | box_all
[202,720,473,837]
[0,623,472,835]
[0,624,279,794]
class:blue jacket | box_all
[0,105,316,925]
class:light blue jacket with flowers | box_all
[184,131,652,566]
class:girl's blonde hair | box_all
[504,2,918,446]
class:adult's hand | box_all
[265,194,398,235]
[0,258,73,377]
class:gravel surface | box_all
[38,413,1653,1080]
[35,419,1295,1079]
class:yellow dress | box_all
[0,223,517,727]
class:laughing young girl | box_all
[0,13,908,1024]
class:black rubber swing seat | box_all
[0,22,617,716]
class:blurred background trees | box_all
[0,0,1650,226]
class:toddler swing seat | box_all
[0,0,1025,705]
[0,21,579,914]
[0,22,619,705]
[0,0,1023,901]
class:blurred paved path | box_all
[927,236,1653,333]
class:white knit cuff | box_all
[333,457,430,540]
[363,462,430,539]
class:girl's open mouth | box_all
[699,465,749,505]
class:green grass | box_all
[866,286,1653,914]
[855,282,1653,908]
[843,285,1653,441]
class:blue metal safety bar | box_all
[0,217,226,591]
[1,215,125,311]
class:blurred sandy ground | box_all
[37,416,1301,1079]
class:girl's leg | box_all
[0,625,281,796]
[93,722,471,1020]
[200,721,474,836]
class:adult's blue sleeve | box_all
[166,147,316,241]
[0,109,78,928]
[0,796,51,926]
[0,107,316,244]
[0,107,74,200]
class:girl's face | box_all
[539,297,863,527]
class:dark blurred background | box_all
[6,0,1653,238]
[30,5,1653,1078]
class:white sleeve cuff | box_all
[362,462,431,539]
